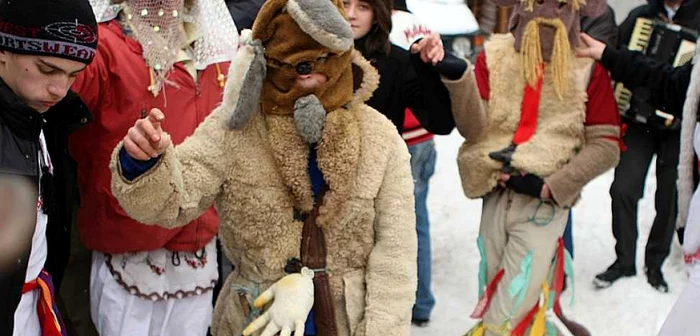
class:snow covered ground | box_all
[411,132,687,336]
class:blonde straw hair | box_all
[520,17,570,99]
[520,0,587,12]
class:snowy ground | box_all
[411,132,687,336]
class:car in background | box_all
[406,0,485,61]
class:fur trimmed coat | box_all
[109,51,417,336]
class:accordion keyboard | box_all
[628,17,654,53]
[614,17,697,128]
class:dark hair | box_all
[356,0,392,57]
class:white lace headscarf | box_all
[89,0,238,95]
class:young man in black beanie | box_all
[0,0,98,335]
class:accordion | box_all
[614,17,698,130]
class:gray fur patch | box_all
[287,0,353,51]
[294,95,327,144]
[229,40,267,130]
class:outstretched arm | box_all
[439,52,486,142]
[400,34,457,135]
[577,33,692,116]
[110,41,264,228]
[110,105,233,229]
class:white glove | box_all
[242,267,315,336]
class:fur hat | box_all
[225,0,355,143]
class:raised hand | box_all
[242,268,315,336]
[410,33,445,65]
[123,108,172,161]
[575,33,606,61]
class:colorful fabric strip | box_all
[513,67,544,145]
[471,269,506,319]
[477,236,488,297]
[684,250,700,265]
[508,251,534,317]
[529,282,549,336]
[22,270,67,336]
[511,300,540,336]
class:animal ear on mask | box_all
[224,38,267,130]
[578,0,607,19]
[286,0,354,52]
[251,0,288,43]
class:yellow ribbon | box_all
[529,282,550,336]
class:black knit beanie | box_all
[0,0,98,65]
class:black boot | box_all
[645,267,669,293]
[411,318,429,327]
[593,261,636,289]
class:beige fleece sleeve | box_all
[361,134,417,336]
[545,125,621,207]
[109,107,233,229]
[441,61,487,142]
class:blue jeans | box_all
[408,140,437,320]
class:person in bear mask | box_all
[107,0,462,334]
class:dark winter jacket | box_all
[581,5,618,46]
[620,0,700,47]
[0,80,91,336]
[226,0,265,32]
[601,46,693,118]
[616,0,700,128]
[357,41,455,135]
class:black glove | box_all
[505,173,545,199]
[434,53,467,80]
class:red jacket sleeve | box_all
[71,28,110,114]
[584,62,622,147]
[584,63,619,127]
[474,51,490,101]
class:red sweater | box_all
[70,21,229,253]
[402,108,434,146]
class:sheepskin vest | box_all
[460,34,594,198]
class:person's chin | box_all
[32,105,50,113]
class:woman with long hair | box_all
[343,0,470,327]
[343,0,462,135]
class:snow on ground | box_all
[411,132,687,336]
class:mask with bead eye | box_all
[224,0,355,144]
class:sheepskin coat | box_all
[454,35,620,206]
[109,51,417,336]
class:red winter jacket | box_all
[70,21,228,254]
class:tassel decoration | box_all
[509,251,534,316]
[471,269,506,319]
[478,236,488,297]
